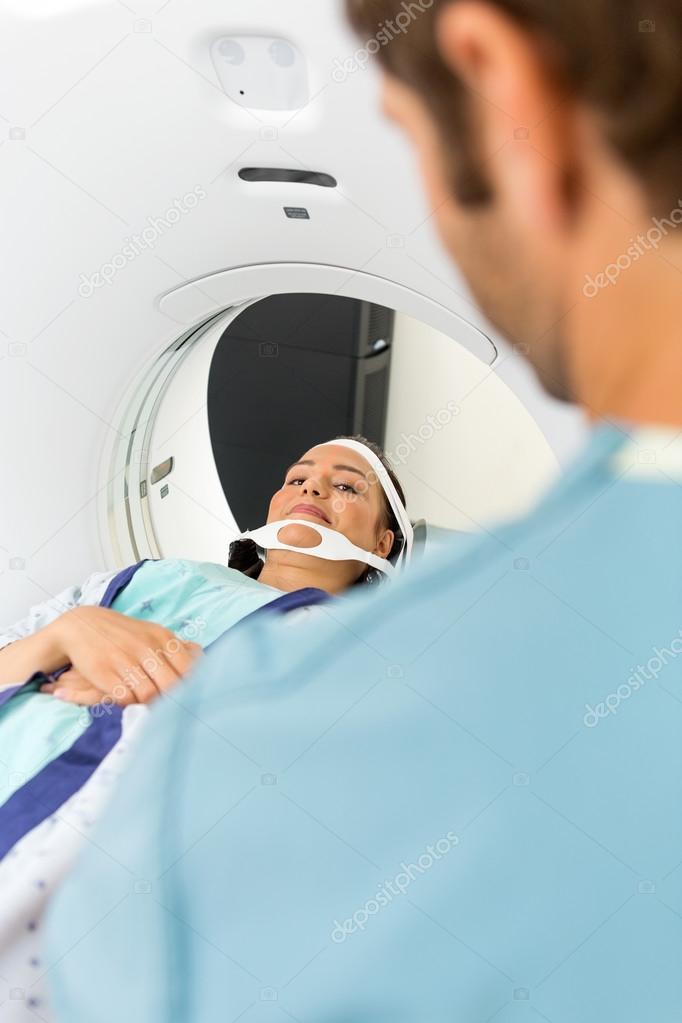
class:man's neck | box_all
[568,193,682,428]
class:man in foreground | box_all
[45,1,682,1020]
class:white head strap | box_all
[238,438,412,580]
[331,438,413,569]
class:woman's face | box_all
[266,443,395,568]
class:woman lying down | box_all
[0,435,411,1023]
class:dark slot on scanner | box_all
[238,168,337,188]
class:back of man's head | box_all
[346,0,681,214]
[345,0,682,422]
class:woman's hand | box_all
[38,606,203,706]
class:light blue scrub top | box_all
[46,422,682,1023]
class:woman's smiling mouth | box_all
[289,503,331,524]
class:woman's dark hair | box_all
[228,435,407,585]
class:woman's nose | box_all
[302,477,324,497]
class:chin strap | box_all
[238,520,396,578]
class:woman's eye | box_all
[335,482,357,494]
[287,478,304,486]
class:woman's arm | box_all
[1,605,202,703]
[0,566,201,702]
[0,619,70,686]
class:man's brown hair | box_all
[345,0,682,216]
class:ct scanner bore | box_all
[107,275,561,572]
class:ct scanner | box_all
[0,0,587,626]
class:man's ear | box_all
[435,1,579,233]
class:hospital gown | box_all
[46,421,682,1023]
[0,559,322,1023]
